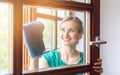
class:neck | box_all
[59,46,80,65]
[59,46,78,58]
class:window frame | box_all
[0,0,100,75]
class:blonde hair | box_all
[60,16,83,34]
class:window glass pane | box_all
[0,3,13,74]
[22,5,90,73]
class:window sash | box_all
[0,0,100,75]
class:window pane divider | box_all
[36,13,63,20]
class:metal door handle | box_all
[90,36,107,47]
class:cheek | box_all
[72,34,80,39]
[60,33,63,39]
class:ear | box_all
[79,32,83,39]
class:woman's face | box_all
[60,20,82,46]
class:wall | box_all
[100,0,120,75]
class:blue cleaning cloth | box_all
[23,21,45,58]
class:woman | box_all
[39,16,103,74]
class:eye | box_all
[69,29,75,32]
[60,28,65,32]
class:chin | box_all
[62,42,72,46]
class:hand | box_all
[93,59,103,74]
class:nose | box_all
[63,31,69,38]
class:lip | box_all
[63,38,71,42]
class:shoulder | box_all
[78,51,84,64]
[39,57,49,68]
[41,50,59,61]
[78,51,84,59]
[41,50,59,67]
[80,51,83,56]
[42,50,58,57]
[77,51,83,56]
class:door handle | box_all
[90,36,107,47]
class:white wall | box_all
[100,0,120,75]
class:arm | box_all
[29,56,49,70]
[39,57,49,69]
[29,56,39,70]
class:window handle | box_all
[90,36,107,47]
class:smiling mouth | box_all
[63,39,71,42]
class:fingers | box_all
[94,69,103,74]
[93,58,103,74]
[97,58,102,61]
[94,59,102,65]
[93,67,103,74]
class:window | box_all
[0,0,100,75]
[22,6,88,72]
[0,3,13,74]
